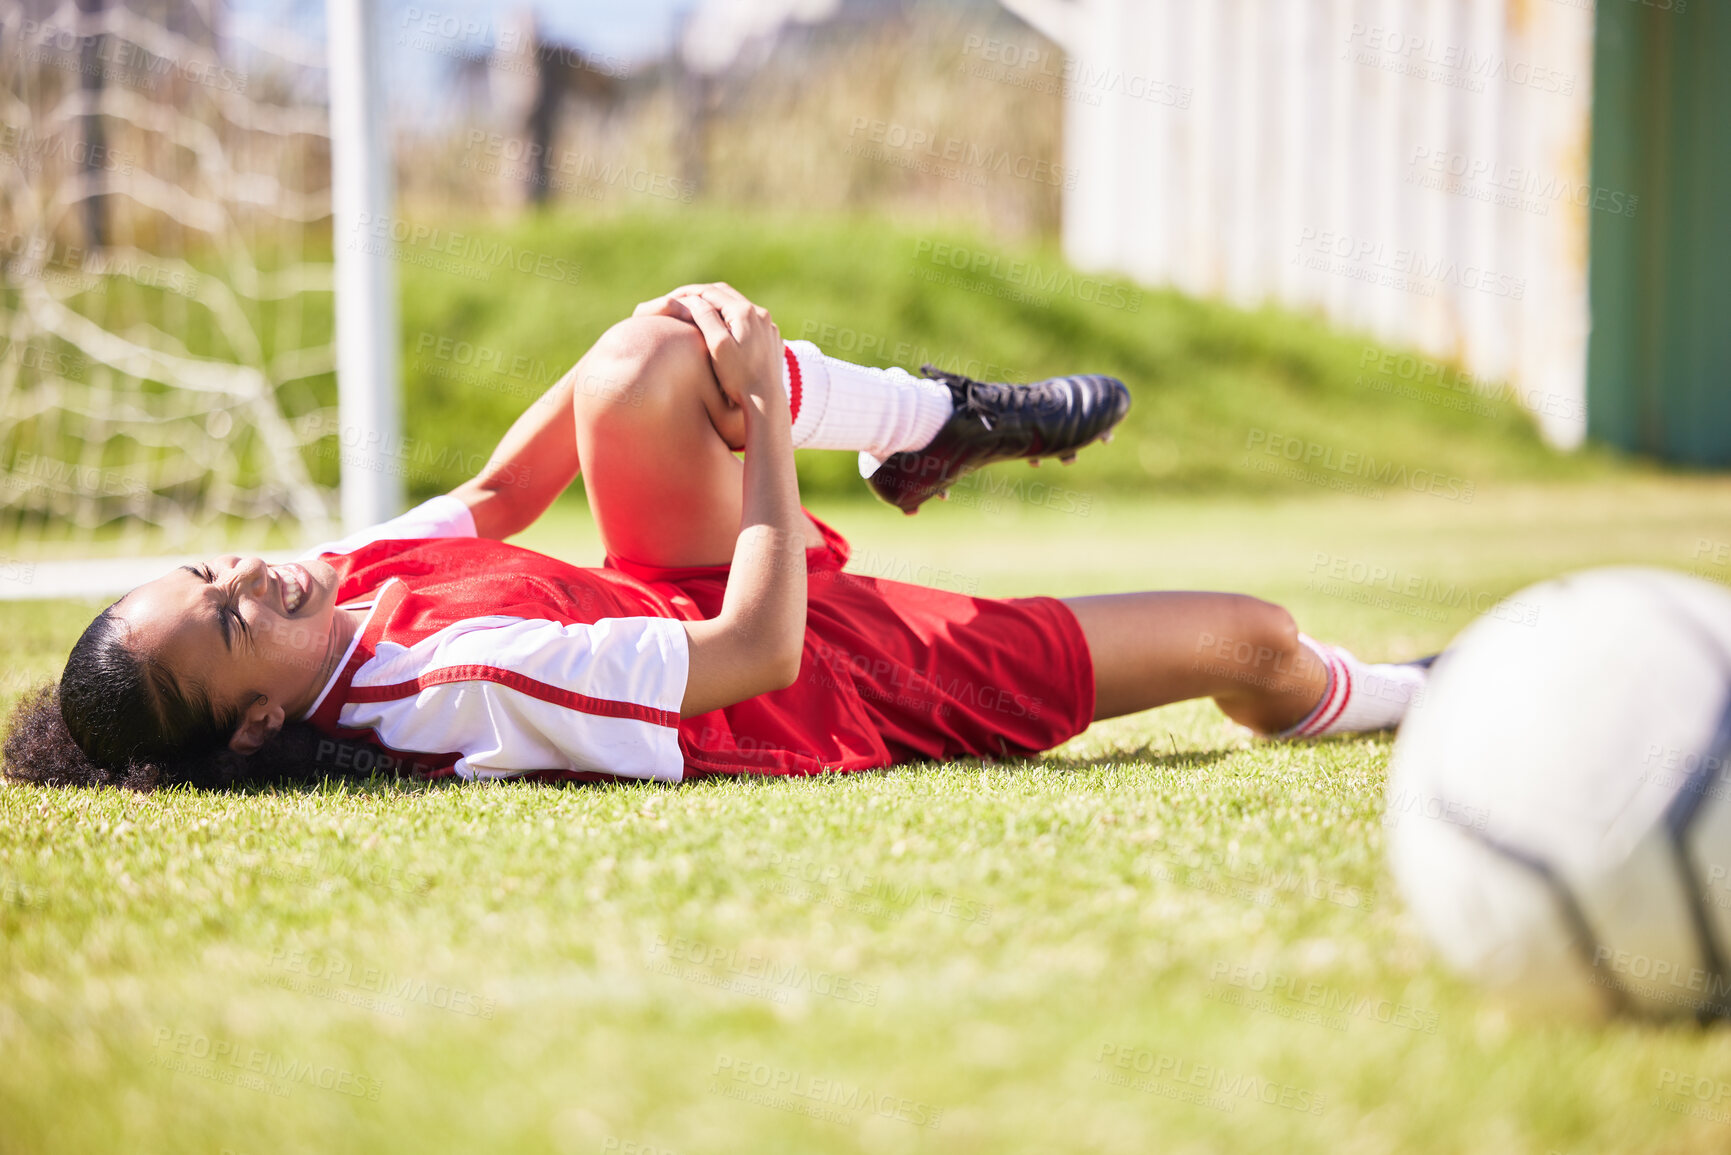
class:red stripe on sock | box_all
[1296,650,1346,737]
[1309,654,1353,735]
[783,344,802,424]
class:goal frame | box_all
[326,0,401,532]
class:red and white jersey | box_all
[293,496,1097,785]
[297,496,689,783]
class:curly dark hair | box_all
[2,602,337,791]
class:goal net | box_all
[0,0,340,565]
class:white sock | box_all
[781,341,953,470]
[1277,634,1428,738]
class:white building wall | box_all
[1003,0,1595,447]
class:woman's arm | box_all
[447,374,582,540]
[674,289,809,716]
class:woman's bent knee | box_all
[1254,598,1299,654]
[1218,595,1295,651]
[574,316,712,417]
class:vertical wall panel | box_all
[1050,0,1594,446]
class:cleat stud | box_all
[937,489,950,500]
[1100,431,1114,443]
[1029,458,1041,467]
[1060,454,1078,464]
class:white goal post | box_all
[326,0,402,533]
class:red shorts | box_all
[606,512,1096,777]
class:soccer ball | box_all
[1386,567,1731,1019]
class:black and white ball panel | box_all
[1387,568,1731,1018]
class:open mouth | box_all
[275,563,310,614]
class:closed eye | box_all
[182,564,245,649]
[225,600,249,645]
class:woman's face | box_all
[114,555,354,747]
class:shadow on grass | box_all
[135,742,1240,798]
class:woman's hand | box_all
[662,284,807,716]
[632,282,732,325]
[671,285,786,416]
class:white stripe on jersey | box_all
[338,615,689,782]
[300,494,476,559]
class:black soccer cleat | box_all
[865,366,1132,514]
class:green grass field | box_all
[5,478,1731,1155]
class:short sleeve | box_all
[336,614,689,782]
[300,494,477,560]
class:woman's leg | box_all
[570,315,824,566]
[1061,592,1327,733]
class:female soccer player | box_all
[3,285,1427,790]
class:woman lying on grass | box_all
[3,284,1428,791]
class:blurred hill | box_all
[398,1,1064,238]
[398,208,1625,504]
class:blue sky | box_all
[230,0,703,123]
[532,0,697,61]
[236,0,698,63]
